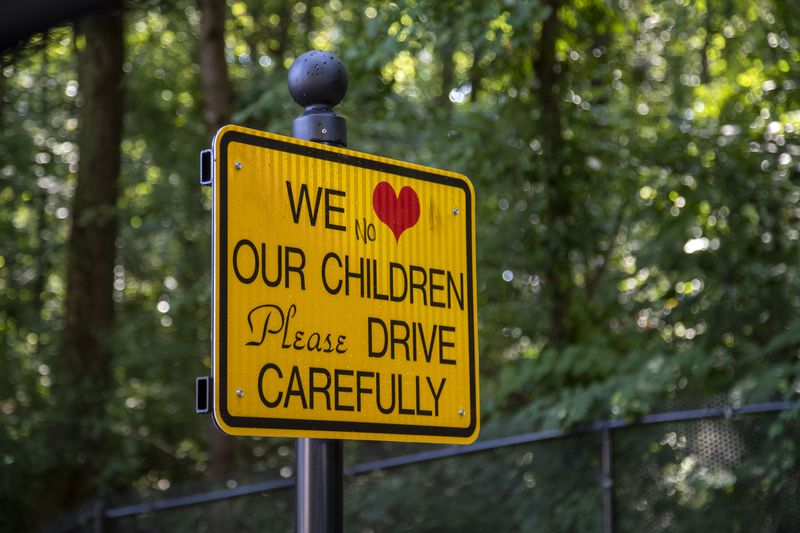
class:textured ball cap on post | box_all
[288,50,348,107]
[289,50,348,146]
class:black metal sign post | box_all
[287,50,348,533]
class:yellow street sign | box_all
[211,125,479,444]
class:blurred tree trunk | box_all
[0,74,14,354]
[438,42,455,108]
[0,73,5,128]
[33,51,52,318]
[199,0,237,480]
[700,1,713,84]
[0,71,13,369]
[469,40,484,103]
[272,2,291,65]
[436,8,455,108]
[45,7,124,519]
[305,0,315,50]
[534,0,573,347]
[199,0,231,132]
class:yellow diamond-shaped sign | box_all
[211,125,479,444]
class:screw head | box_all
[453,207,460,215]
[234,161,242,170]
[458,408,465,416]
[236,389,244,398]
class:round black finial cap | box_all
[288,50,348,108]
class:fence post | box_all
[93,498,106,533]
[601,428,615,533]
[288,50,348,533]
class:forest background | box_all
[1,0,800,530]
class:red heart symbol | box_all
[372,182,420,241]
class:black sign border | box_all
[215,129,477,440]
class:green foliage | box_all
[1,0,800,530]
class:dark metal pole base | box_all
[296,438,343,533]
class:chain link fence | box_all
[51,401,800,532]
